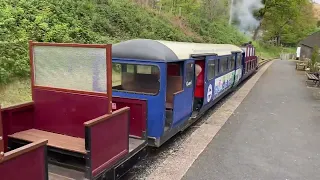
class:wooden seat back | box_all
[32,88,109,138]
[166,76,183,104]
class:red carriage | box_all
[0,41,147,180]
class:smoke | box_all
[230,0,264,34]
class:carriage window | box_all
[237,54,242,68]
[207,60,215,80]
[229,56,235,70]
[215,60,219,76]
[112,63,160,95]
[220,57,229,74]
[186,62,194,87]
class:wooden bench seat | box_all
[306,73,319,81]
[8,129,86,154]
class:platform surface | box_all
[182,60,320,179]
[9,129,86,154]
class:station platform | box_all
[182,60,320,179]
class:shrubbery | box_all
[0,0,247,84]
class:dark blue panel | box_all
[172,91,192,126]
[171,59,194,126]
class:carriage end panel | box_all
[85,107,129,178]
[0,141,48,180]
[112,97,147,138]
[1,103,35,152]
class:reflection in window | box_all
[229,56,235,70]
[112,63,160,95]
[237,54,242,68]
[215,59,219,76]
[207,60,215,80]
[220,58,228,74]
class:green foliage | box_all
[0,0,249,84]
[253,41,295,59]
[261,0,317,45]
[0,0,198,83]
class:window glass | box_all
[215,59,219,76]
[186,63,194,87]
[207,60,215,80]
[229,56,235,70]
[237,54,242,68]
[112,63,160,95]
[220,57,228,74]
[33,46,107,92]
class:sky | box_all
[315,0,320,4]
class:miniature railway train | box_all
[0,39,257,180]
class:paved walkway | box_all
[182,60,320,180]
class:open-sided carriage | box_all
[1,41,147,180]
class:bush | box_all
[0,0,248,84]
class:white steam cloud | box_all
[230,0,264,34]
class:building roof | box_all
[299,31,320,48]
[112,39,243,61]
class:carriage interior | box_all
[0,105,48,180]
[0,42,147,179]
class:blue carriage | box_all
[108,39,251,147]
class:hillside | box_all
[0,0,249,85]
[0,0,292,107]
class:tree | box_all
[254,0,316,46]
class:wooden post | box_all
[0,105,4,160]
[159,4,162,14]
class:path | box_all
[182,60,320,180]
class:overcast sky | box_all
[314,0,320,4]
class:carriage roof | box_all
[112,39,243,62]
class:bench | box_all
[306,72,320,86]
[2,90,130,179]
[9,129,86,154]
[0,105,48,180]
[166,76,183,109]
[296,62,306,70]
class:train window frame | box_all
[207,60,215,81]
[112,62,160,96]
[185,62,194,88]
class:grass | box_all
[0,78,31,107]
[0,71,122,108]
[254,41,296,60]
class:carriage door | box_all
[183,59,195,114]
[203,56,217,106]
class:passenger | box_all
[194,61,205,110]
